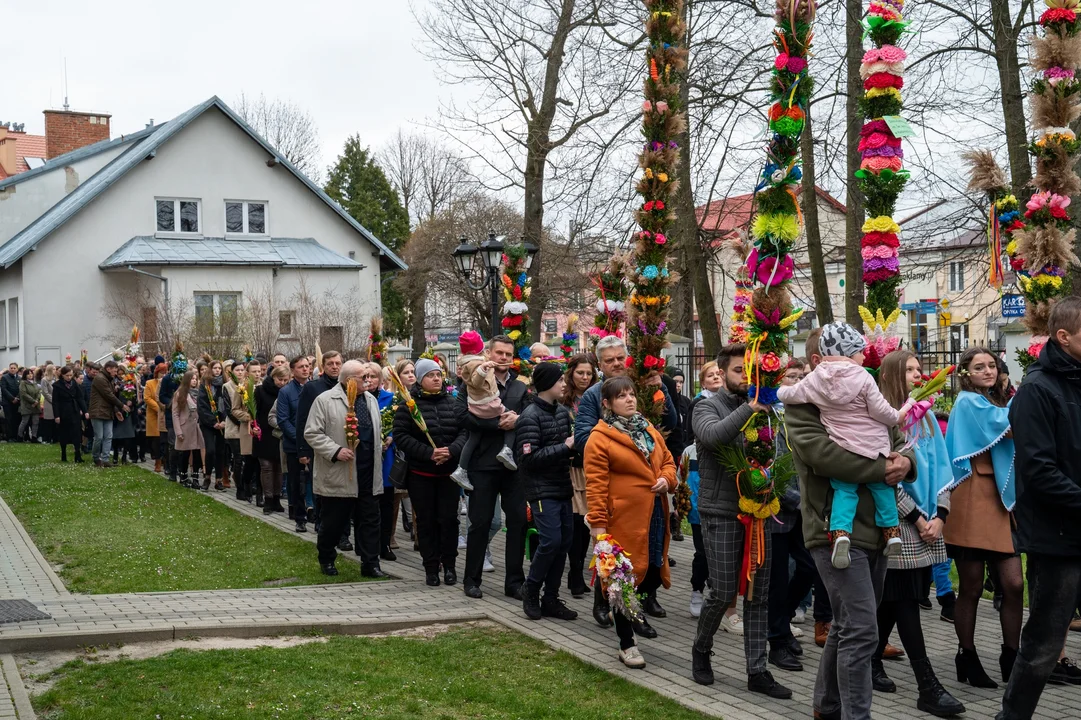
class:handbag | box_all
[389,447,410,490]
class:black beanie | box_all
[532,362,563,393]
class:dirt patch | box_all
[17,620,485,695]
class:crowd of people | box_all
[3,298,1081,720]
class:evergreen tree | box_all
[325,135,412,339]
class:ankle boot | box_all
[914,657,965,717]
[955,646,997,688]
[592,583,612,628]
[200,473,211,491]
[1000,644,1018,683]
[872,657,896,692]
[154,458,162,473]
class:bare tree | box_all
[234,93,323,181]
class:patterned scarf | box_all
[605,410,654,457]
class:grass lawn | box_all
[30,625,711,720]
[0,443,363,593]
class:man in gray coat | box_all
[690,344,790,699]
[304,360,384,578]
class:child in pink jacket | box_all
[777,322,907,568]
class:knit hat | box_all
[532,362,563,393]
[819,322,868,358]
[459,330,484,356]
[414,358,441,382]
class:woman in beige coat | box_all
[225,363,255,502]
[172,370,205,486]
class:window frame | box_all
[7,297,18,350]
[278,310,296,339]
[192,292,241,338]
[155,197,202,237]
[947,262,965,293]
[0,300,7,351]
[224,200,269,237]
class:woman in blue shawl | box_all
[870,351,965,716]
[944,347,1022,690]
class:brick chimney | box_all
[0,128,16,176]
[43,109,111,160]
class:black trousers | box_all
[691,522,709,592]
[286,453,312,516]
[408,473,460,574]
[3,402,18,440]
[568,513,590,592]
[352,487,382,569]
[317,495,356,566]
[768,521,817,642]
[614,565,663,649]
[998,553,1081,720]
[465,468,526,591]
[59,441,82,461]
[379,487,394,553]
[201,428,224,479]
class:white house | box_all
[0,97,405,365]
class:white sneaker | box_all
[451,466,474,491]
[496,445,518,471]
[483,549,495,573]
[790,623,804,638]
[619,644,646,669]
[689,590,703,618]
[831,534,851,569]
[720,612,744,636]
[792,607,807,624]
[458,535,467,550]
[884,536,903,557]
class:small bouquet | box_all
[380,394,400,441]
[242,377,261,440]
[367,317,387,365]
[673,461,692,520]
[590,533,642,620]
[345,378,361,480]
[901,364,954,445]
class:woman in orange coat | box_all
[584,376,677,670]
[144,363,166,472]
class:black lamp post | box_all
[452,233,538,336]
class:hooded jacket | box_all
[1010,340,1081,556]
[515,396,574,502]
[197,375,225,431]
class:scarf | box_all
[605,410,654,457]
[909,418,953,520]
[944,390,1016,511]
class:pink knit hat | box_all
[459,330,484,355]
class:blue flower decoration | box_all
[747,385,779,406]
[519,346,532,361]
[998,210,1019,223]
[790,166,803,181]
[517,272,528,286]
[661,267,669,277]
[641,265,659,280]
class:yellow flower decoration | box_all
[1006,240,1018,255]
[503,288,512,302]
[1036,275,1064,288]
[865,87,902,101]
[858,305,902,334]
[751,213,801,242]
[644,168,654,179]
[744,427,760,442]
[862,216,901,234]
[507,330,522,341]
[657,172,668,182]
[778,308,805,330]
[995,195,1017,210]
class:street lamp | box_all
[452,232,508,335]
[520,238,539,271]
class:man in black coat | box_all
[461,335,531,600]
[81,363,98,453]
[0,362,19,441]
[1000,297,1081,719]
[296,351,342,535]
[515,362,578,622]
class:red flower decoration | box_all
[643,355,659,368]
[512,285,523,300]
[1041,7,1078,25]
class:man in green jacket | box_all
[785,400,916,720]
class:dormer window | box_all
[156,198,200,234]
[225,200,267,236]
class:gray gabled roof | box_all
[0,124,157,192]
[100,236,363,270]
[0,96,407,272]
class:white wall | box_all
[0,264,23,366]
[18,106,385,363]
[0,141,134,244]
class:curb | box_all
[0,614,489,653]
[0,496,68,597]
[1,654,34,719]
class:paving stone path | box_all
[0,463,1078,719]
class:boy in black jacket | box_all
[516,362,577,622]
[1000,297,1081,719]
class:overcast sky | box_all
[8,1,443,172]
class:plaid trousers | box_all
[693,512,772,674]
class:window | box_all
[225,201,267,235]
[7,297,18,348]
[949,323,970,352]
[948,262,965,293]
[0,300,6,350]
[193,293,240,337]
[279,311,295,337]
[544,319,557,334]
[156,199,200,234]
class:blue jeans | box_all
[932,560,953,596]
[91,418,113,462]
[828,479,898,533]
[997,554,1081,720]
[526,497,572,599]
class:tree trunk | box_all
[991,0,1032,195]
[523,147,547,341]
[801,111,833,325]
[694,255,722,355]
[844,0,866,325]
[410,277,427,356]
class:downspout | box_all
[127,265,168,306]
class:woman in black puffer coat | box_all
[253,366,289,513]
[393,361,466,587]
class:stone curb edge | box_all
[0,496,67,597]
[1,654,34,720]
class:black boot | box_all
[692,647,715,685]
[200,473,211,491]
[592,583,612,628]
[913,657,966,717]
[871,657,896,692]
[631,615,657,639]
[955,646,997,688]
[938,591,956,623]
[642,593,667,618]
[522,580,542,620]
[1000,644,1017,683]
